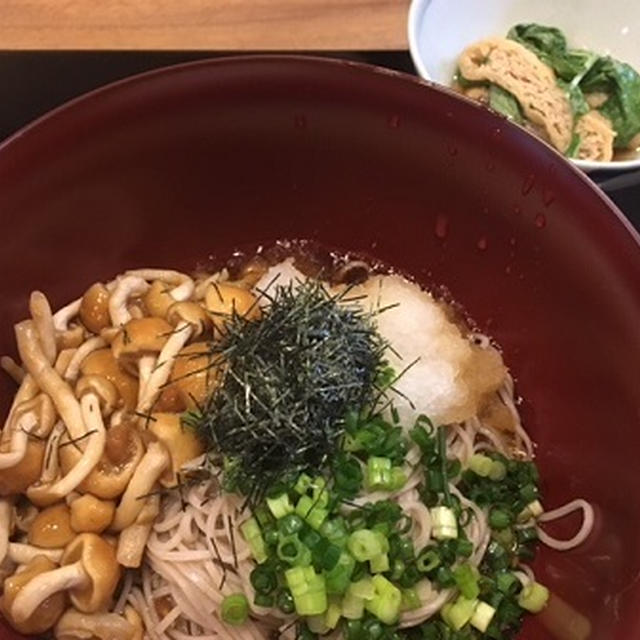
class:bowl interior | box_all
[1,57,640,640]
[408,0,640,172]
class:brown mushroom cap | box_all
[149,413,205,487]
[59,420,144,500]
[111,317,173,363]
[0,440,44,496]
[28,503,76,549]
[1,555,67,634]
[143,280,175,319]
[167,301,211,337]
[80,349,138,411]
[61,533,120,613]
[168,342,222,410]
[75,375,118,415]
[79,283,111,335]
[204,283,261,332]
[69,495,115,534]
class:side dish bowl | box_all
[0,56,639,640]
[408,0,640,172]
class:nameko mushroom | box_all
[0,393,54,470]
[110,317,173,410]
[55,608,135,640]
[58,417,144,501]
[110,440,169,531]
[10,533,120,624]
[27,502,76,549]
[15,320,86,442]
[26,372,108,507]
[137,302,211,413]
[167,341,223,410]
[1,555,67,634]
[204,282,261,335]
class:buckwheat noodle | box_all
[127,371,593,638]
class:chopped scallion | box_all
[220,593,249,626]
[365,575,402,625]
[266,494,294,519]
[518,581,549,613]
[431,506,458,540]
[470,601,496,632]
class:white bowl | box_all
[408,0,640,172]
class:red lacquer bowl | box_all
[0,57,638,640]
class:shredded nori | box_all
[188,279,386,503]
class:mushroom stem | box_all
[53,299,82,332]
[108,276,150,327]
[30,291,57,365]
[137,322,192,413]
[111,441,169,531]
[8,543,63,565]
[125,269,194,301]
[124,605,144,640]
[137,354,156,408]
[55,609,135,640]
[0,498,11,563]
[11,561,89,624]
[41,421,65,483]
[64,337,107,382]
[116,494,160,568]
[13,393,57,440]
[55,348,77,376]
[27,395,105,505]
[15,321,86,441]
[0,412,37,469]
[1,356,24,384]
[1,374,38,443]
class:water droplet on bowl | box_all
[486,160,495,172]
[543,188,555,207]
[522,173,536,195]
[513,205,521,215]
[535,213,546,229]
[509,236,517,246]
[505,264,512,275]
[491,128,502,139]
[434,214,448,239]
[388,114,400,129]
[447,143,458,157]
[477,236,488,251]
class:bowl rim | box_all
[0,53,637,247]
[407,0,640,173]
[2,53,640,640]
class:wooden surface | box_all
[0,0,410,50]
